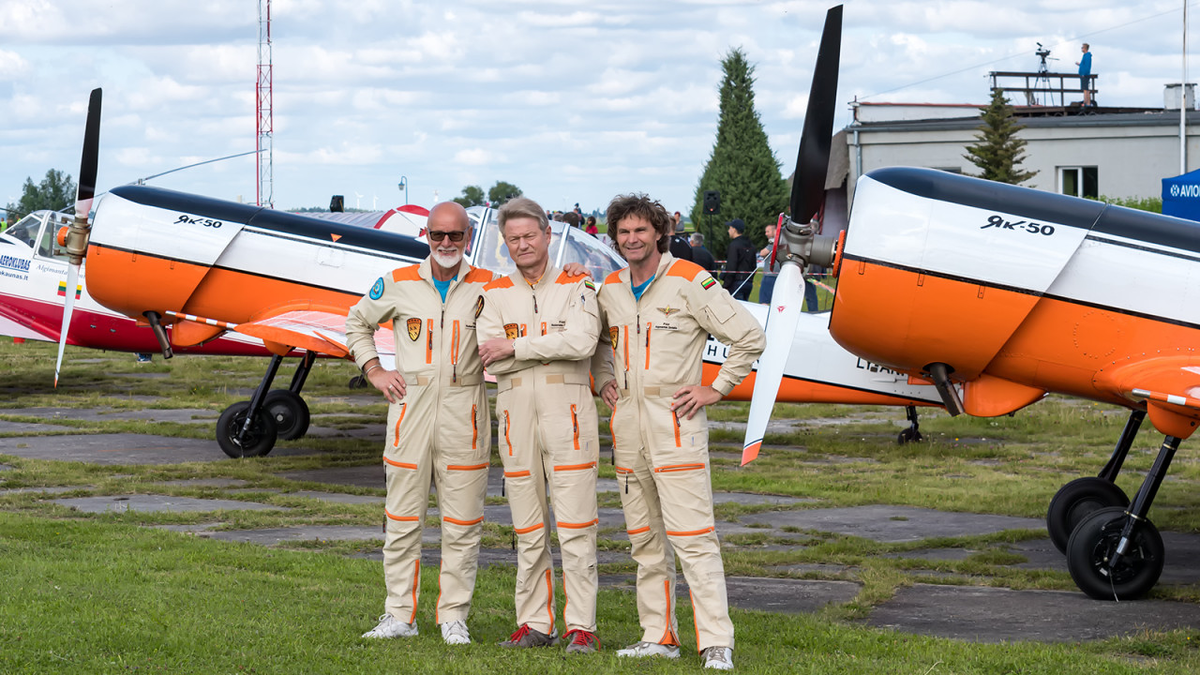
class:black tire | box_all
[1046,477,1129,554]
[348,374,369,389]
[1066,506,1164,601]
[897,428,923,444]
[264,390,310,440]
[216,401,278,458]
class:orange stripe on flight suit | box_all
[541,321,547,336]
[554,462,597,471]
[544,569,555,633]
[671,410,680,447]
[447,463,489,471]
[514,522,544,534]
[666,526,715,536]
[451,319,460,380]
[623,327,632,387]
[471,404,477,449]
[391,403,407,448]
[383,457,417,470]
[443,515,484,526]
[627,525,651,535]
[558,518,599,529]
[570,404,580,450]
[654,463,705,473]
[410,560,421,623]
[615,466,634,474]
[504,469,531,477]
[644,322,652,370]
[661,580,680,646]
[504,410,513,456]
[425,318,433,364]
[384,508,419,521]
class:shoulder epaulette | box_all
[483,276,515,291]
[463,267,494,284]
[391,265,422,282]
[604,270,624,286]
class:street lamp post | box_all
[398,176,408,205]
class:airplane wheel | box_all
[216,401,278,458]
[897,428,923,444]
[348,374,369,389]
[264,390,310,440]
[1046,477,1129,554]
[1066,506,1164,601]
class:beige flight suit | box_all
[345,258,495,627]
[591,252,765,652]
[476,267,602,635]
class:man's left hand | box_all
[479,337,516,367]
[671,385,722,420]
[563,262,591,278]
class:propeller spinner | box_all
[55,87,102,387]
[741,6,842,465]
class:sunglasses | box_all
[427,230,466,242]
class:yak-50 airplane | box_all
[47,89,951,461]
[747,4,1200,601]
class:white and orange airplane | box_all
[748,4,1198,601]
[49,89,949,462]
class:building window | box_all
[1058,166,1098,199]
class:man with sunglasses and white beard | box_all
[346,201,496,646]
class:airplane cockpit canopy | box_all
[467,205,623,280]
[2,210,71,261]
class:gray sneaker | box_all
[361,614,417,639]
[702,646,734,670]
[563,629,600,654]
[498,623,558,647]
[615,641,680,658]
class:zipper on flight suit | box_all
[570,404,580,450]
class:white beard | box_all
[432,247,463,268]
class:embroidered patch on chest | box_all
[657,305,681,317]
[369,277,385,300]
[406,318,422,341]
[505,323,520,340]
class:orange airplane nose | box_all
[57,226,69,247]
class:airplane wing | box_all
[1094,357,1200,438]
[230,306,394,362]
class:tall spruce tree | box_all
[690,48,789,258]
[964,88,1037,185]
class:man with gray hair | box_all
[476,197,603,654]
[690,232,716,272]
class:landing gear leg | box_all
[1046,409,1143,553]
[264,351,314,441]
[1066,434,1177,600]
[216,354,283,458]
[897,405,923,444]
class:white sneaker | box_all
[361,614,418,638]
[702,646,734,670]
[440,620,471,645]
[615,641,680,658]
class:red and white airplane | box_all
[748,4,1199,601]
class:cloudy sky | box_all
[1,1,1193,214]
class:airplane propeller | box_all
[741,6,842,465]
[55,87,102,387]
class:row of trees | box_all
[3,170,77,222]
[452,181,522,208]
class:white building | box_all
[838,87,1200,208]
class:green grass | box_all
[2,514,1197,674]
[5,339,1200,670]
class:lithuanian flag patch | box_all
[58,281,82,299]
[583,278,595,291]
[700,276,716,290]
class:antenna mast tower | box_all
[256,0,273,208]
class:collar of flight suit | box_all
[416,256,479,294]
[612,251,677,297]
